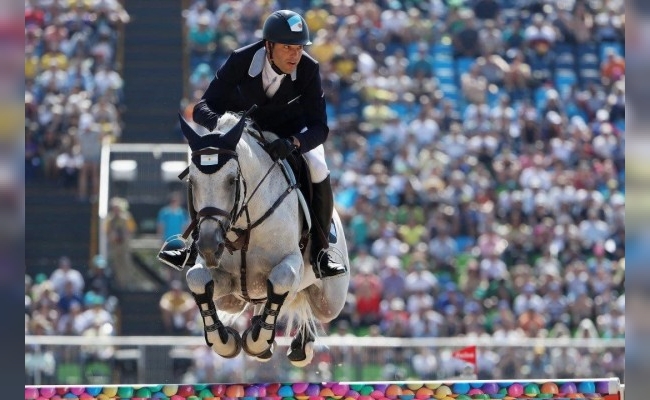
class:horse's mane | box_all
[214,111,242,133]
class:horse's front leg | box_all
[186,263,241,358]
[242,253,302,358]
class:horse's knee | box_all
[267,254,303,294]
[186,264,213,294]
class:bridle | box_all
[178,125,299,303]
[182,147,244,239]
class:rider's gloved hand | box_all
[266,138,297,161]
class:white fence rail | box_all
[25,335,624,385]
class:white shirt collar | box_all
[248,46,297,81]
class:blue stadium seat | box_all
[431,42,453,57]
[534,86,550,110]
[579,67,601,86]
[456,57,475,76]
[487,87,504,108]
[433,65,455,85]
[553,43,576,70]
[554,68,577,96]
[577,43,600,68]
[600,41,623,59]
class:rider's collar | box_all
[249,47,297,81]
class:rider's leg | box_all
[158,185,198,270]
[304,145,346,279]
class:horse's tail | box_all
[281,290,320,342]
[217,305,251,329]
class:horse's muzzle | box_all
[196,222,227,267]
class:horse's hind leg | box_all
[287,323,316,367]
[303,272,350,322]
[286,273,350,366]
[186,264,241,358]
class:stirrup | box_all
[157,234,190,271]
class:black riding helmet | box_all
[262,10,312,45]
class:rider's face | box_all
[269,43,303,74]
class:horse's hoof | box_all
[287,335,315,367]
[254,341,276,363]
[210,326,242,359]
[241,324,274,357]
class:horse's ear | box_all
[221,105,258,149]
[178,113,201,150]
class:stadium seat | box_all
[600,41,624,59]
[433,64,455,85]
[553,43,576,70]
[577,43,600,68]
[554,68,577,96]
[579,67,601,86]
[455,57,475,77]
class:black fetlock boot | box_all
[310,175,346,279]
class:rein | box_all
[180,128,298,303]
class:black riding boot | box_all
[158,231,198,271]
[310,175,346,279]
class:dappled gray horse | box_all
[179,110,350,366]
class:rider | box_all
[159,9,346,279]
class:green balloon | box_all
[135,387,152,398]
[117,386,134,398]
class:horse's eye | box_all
[229,177,237,186]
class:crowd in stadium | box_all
[26,0,624,383]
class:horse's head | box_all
[179,108,255,266]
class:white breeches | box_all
[304,144,329,183]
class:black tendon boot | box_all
[310,175,346,278]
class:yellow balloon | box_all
[424,382,442,389]
[163,384,179,396]
[102,386,118,396]
[434,385,452,400]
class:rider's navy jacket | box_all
[193,40,328,154]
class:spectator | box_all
[351,263,383,329]
[379,256,407,301]
[427,222,459,269]
[159,280,197,335]
[452,11,481,58]
[513,283,545,316]
[461,62,488,105]
[76,294,116,363]
[105,197,137,289]
[85,254,114,300]
[524,13,557,55]
[370,225,405,259]
[56,301,83,335]
[157,191,190,250]
[188,14,216,70]
[50,256,85,297]
[404,258,438,296]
